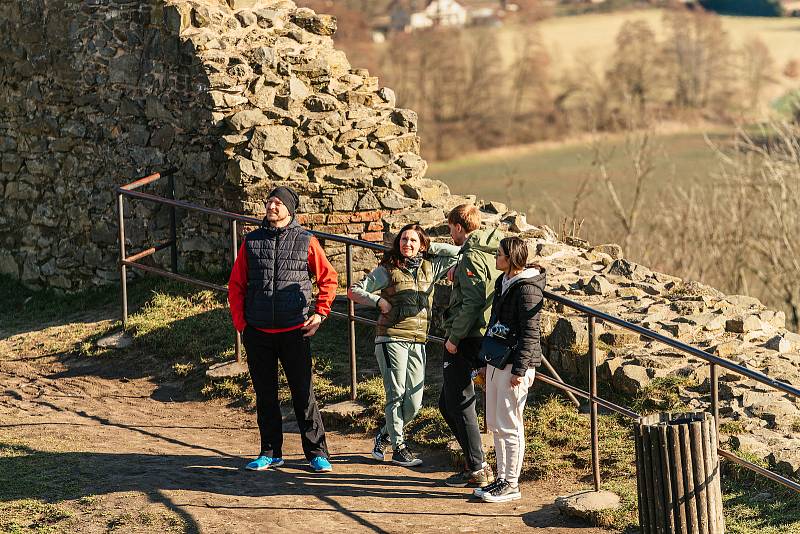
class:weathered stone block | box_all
[357,191,381,211]
[548,316,589,351]
[357,148,389,169]
[585,275,614,296]
[381,134,420,155]
[306,136,342,165]
[227,109,271,130]
[265,157,294,179]
[250,125,293,156]
[291,8,336,36]
[331,190,358,211]
[726,315,762,333]
[613,364,651,395]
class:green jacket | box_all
[376,260,434,342]
[349,242,460,342]
[444,228,503,345]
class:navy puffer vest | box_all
[244,218,313,329]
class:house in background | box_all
[374,0,509,39]
[423,0,469,27]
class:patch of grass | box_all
[406,407,451,448]
[722,451,800,534]
[0,274,116,329]
[0,442,83,503]
[631,375,693,414]
[201,376,253,403]
[172,362,196,377]
[720,420,748,435]
[0,442,82,534]
[597,479,639,530]
[792,418,800,434]
[428,130,728,234]
[0,499,74,533]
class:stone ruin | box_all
[1,0,798,480]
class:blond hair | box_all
[447,204,481,233]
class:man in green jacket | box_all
[440,203,502,488]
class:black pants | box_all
[242,326,328,460]
[438,337,485,472]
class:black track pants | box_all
[438,337,485,472]
[242,326,328,460]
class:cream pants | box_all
[486,365,536,485]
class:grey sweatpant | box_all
[375,341,426,448]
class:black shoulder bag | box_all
[478,289,518,369]
[478,323,517,369]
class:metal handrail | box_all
[116,170,800,495]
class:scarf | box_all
[403,254,424,271]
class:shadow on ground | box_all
[0,437,599,534]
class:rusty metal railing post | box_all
[168,173,178,273]
[710,362,719,444]
[346,243,357,400]
[230,219,241,365]
[117,192,128,329]
[588,315,601,491]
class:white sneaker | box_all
[480,479,521,503]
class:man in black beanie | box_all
[228,186,339,473]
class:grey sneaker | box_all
[371,432,391,461]
[391,445,423,467]
[480,479,521,503]
[445,464,494,488]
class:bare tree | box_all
[738,37,775,116]
[606,19,662,122]
[661,8,735,112]
[508,29,553,143]
[589,116,658,252]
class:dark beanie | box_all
[267,186,299,216]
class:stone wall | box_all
[0,0,476,289]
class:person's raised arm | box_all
[428,242,461,281]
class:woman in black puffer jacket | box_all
[476,236,545,504]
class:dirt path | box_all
[1,324,608,534]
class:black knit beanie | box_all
[266,186,299,216]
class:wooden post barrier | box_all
[635,412,724,534]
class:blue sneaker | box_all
[309,456,332,472]
[245,455,284,471]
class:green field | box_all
[428,127,732,228]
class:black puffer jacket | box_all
[243,218,313,329]
[487,265,546,376]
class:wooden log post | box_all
[634,413,724,534]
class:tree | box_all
[606,20,662,122]
[507,29,553,143]
[738,37,775,116]
[661,9,735,112]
